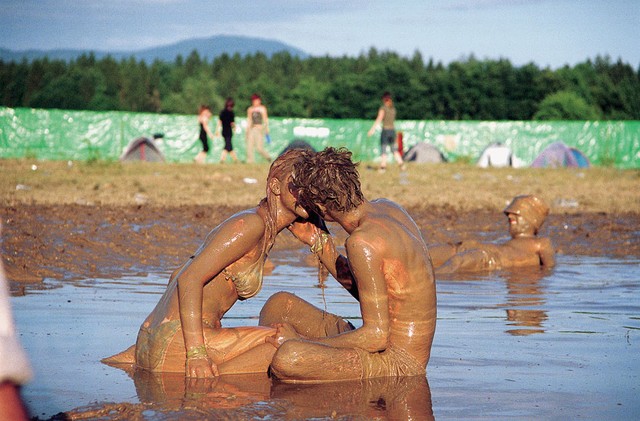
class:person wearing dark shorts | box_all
[216,98,239,163]
[194,105,214,164]
[367,92,405,172]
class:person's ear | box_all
[268,178,281,195]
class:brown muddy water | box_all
[12,250,640,420]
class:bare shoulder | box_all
[372,198,413,219]
[345,228,381,255]
[216,208,266,241]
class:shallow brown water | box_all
[11,250,640,420]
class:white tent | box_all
[477,143,513,168]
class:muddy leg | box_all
[259,292,352,338]
[270,340,362,383]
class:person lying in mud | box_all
[259,147,437,383]
[428,195,555,274]
[103,148,322,378]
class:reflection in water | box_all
[124,370,433,419]
[271,375,433,420]
[500,267,549,336]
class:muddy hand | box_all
[186,355,219,378]
[265,323,300,348]
[288,213,329,247]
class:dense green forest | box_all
[1,49,638,120]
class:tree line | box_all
[1,49,638,120]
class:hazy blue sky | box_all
[2,0,637,68]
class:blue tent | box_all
[531,142,590,168]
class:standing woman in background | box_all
[216,98,239,163]
[367,92,405,172]
[195,105,215,164]
[246,93,272,163]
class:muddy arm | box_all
[288,219,359,299]
[177,213,263,377]
[428,243,458,269]
[538,237,556,267]
[309,234,389,352]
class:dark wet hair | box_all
[382,91,392,100]
[225,97,234,109]
[261,148,314,254]
[292,147,364,216]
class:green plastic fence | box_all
[1,107,638,168]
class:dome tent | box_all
[120,134,165,162]
[477,142,513,168]
[531,142,590,168]
[403,142,446,164]
[278,139,316,156]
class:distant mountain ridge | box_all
[0,35,308,63]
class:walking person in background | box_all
[195,105,215,164]
[216,97,239,163]
[246,94,272,163]
[367,92,405,172]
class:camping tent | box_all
[279,139,316,156]
[120,135,165,162]
[404,142,446,164]
[477,142,513,168]
[531,142,590,168]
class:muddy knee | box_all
[270,340,306,378]
[259,291,297,326]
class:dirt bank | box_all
[3,203,639,291]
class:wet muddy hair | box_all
[292,147,364,216]
[261,148,313,254]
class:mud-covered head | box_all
[265,148,314,218]
[292,147,364,218]
[504,195,549,233]
[268,148,311,183]
[261,148,315,253]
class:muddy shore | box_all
[3,203,639,290]
[2,160,639,287]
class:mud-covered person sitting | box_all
[429,195,555,274]
[260,147,437,383]
[102,149,322,378]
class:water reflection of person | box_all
[99,370,433,419]
[500,268,549,336]
[261,147,437,382]
[430,195,555,274]
[102,149,321,378]
[272,375,433,420]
